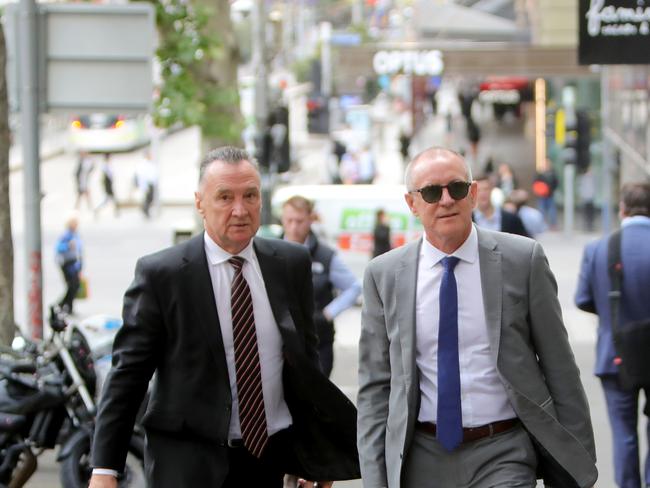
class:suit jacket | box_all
[575,218,650,376]
[500,208,529,237]
[357,227,597,488]
[92,234,360,485]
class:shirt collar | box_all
[203,231,256,266]
[621,215,650,227]
[421,224,478,268]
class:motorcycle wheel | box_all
[59,434,145,488]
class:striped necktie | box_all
[437,256,462,451]
[229,256,268,458]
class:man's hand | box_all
[297,480,333,488]
[88,474,118,488]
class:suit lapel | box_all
[181,235,230,380]
[253,238,295,335]
[476,228,502,363]
[396,241,421,386]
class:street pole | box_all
[18,0,43,339]
[252,0,272,226]
[600,67,613,234]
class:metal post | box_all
[563,163,575,236]
[19,0,42,339]
[600,67,613,234]
[253,0,272,226]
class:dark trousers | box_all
[59,264,80,313]
[601,375,650,488]
[145,427,300,488]
[222,428,300,488]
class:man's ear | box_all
[194,192,204,216]
[405,193,417,217]
[469,181,478,209]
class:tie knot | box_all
[441,256,460,272]
[228,256,245,271]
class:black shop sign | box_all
[579,0,650,65]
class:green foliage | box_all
[149,0,242,142]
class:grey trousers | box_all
[402,424,538,488]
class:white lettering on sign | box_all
[586,0,650,37]
[372,50,444,76]
[478,89,521,104]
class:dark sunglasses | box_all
[411,181,472,204]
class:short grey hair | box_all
[198,146,260,185]
[404,146,472,191]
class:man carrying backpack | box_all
[575,182,650,488]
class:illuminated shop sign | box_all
[579,0,650,64]
[372,50,444,76]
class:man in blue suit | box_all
[575,182,650,488]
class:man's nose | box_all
[438,187,455,205]
[232,198,247,215]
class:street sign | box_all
[579,0,650,65]
[4,2,154,113]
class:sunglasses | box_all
[411,181,472,204]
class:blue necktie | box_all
[437,256,462,451]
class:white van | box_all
[272,184,423,276]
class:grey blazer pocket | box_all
[539,396,554,413]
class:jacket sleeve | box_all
[357,263,390,487]
[575,242,598,314]
[91,256,163,471]
[528,242,596,461]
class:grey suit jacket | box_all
[357,227,597,488]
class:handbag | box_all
[76,275,89,300]
[607,229,650,389]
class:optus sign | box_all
[579,0,650,64]
[372,50,444,76]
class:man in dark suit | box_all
[575,182,650,488]
[90,147,359,487]
[473,174,529,237]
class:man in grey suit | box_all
[357,147,597,488]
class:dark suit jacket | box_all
[500,208,529,237]
[91,234,360,485]
[575,218,650,376]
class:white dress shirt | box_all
[204,233,292,439]
[415,225,516,427]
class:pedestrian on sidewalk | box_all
[280,195,361,378]
[357,146,597,488]
[74,151,94,211]
[578,168,597,232]
[134,151,159,219]
[55,214,83,315]
[372,208,392,258]
[95,153,119,217]
[503,189,547,238]
[399,131,412,166]
[473,175,529,237]
[575,182,650,488]
[89,147,359,488]
[533,158,559,230]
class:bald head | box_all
[404,147,472,191]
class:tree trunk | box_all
[0,24,15,346]
[194,0,243,155]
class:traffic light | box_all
[575,110,591,171]
[563,110,591,171]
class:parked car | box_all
[69,114,150,153]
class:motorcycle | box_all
[0,306,145,487]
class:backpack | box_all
[55,237,77,267]
[532,178,551,198]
